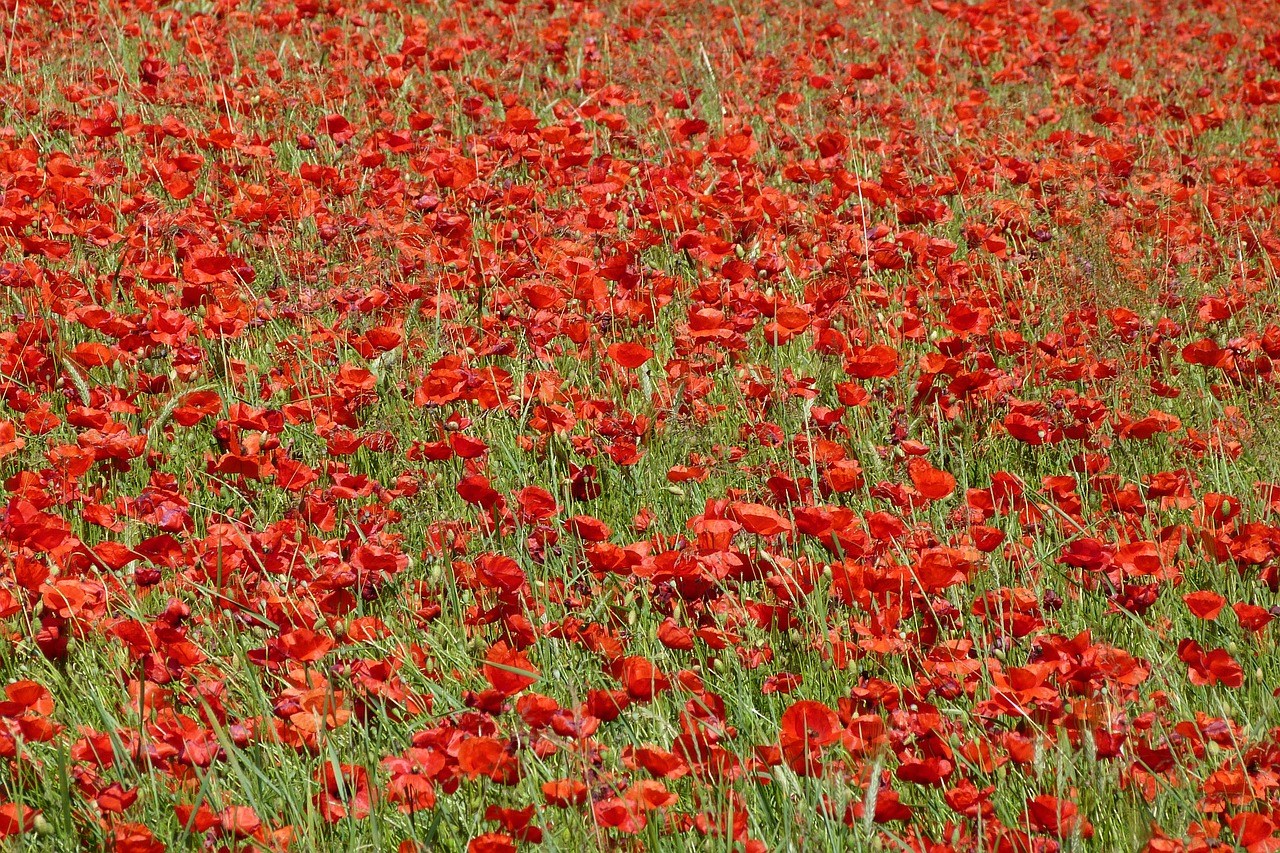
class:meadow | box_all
[0,0,1278,850]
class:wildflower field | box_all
[0,0,1278,850]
